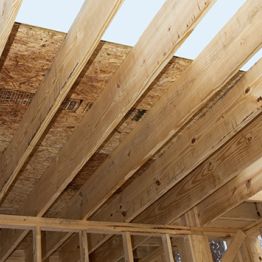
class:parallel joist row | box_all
[47,1,262,260]
[0,0,214,260]
[0,0,262,261]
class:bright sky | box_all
[16,0,262,71]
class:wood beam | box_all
[248,191,262,202]
[21,0,213,218]
[60,0,262,225]
[88,88,262,260]
[222,231,246,262]
[79,60,262,258]
[79,231,89,262]
[45,1,262,259]
[0,0,123,203]
[185,209,213,262]
[161,234,174,262]
[0,214,236,237]
[2,0,214,260]
[85,57,262,226]
[196,156,262,226]
[0,0,22,57]
[33,227,42,262]
[122,233,134,262]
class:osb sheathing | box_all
[0,23,193,216]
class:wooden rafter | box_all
[59,0,262,224]
[0,0,214,260]
[0,0,22,57]
[196,155,262,226]
[44,1,262,259]
[86,74,262,261]
[0,0,122,203]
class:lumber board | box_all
[83,58,262,225]
[0,214,236,237]
[122,233,134,262]
[3,0,214,259]
[89,102,262,260]
[196,155,262,226]
[33,227,42,262]
[79,231,89,262]
[61,0,262,225]
[0,0,22,57]
[45,0,262,257]
[185,209,213,262]
[161,234,174,262]
[222,231,246,262]
[0,0,123,203]
[22,0,213,218]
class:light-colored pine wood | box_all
[65,58,262,261]
[33,227,42,262]
[0,0,22,57]
[248,191,262,202]
[5,0,214,260]
[161,234,174,262]
[85,57,262,226]
[196,154,262,226]
[222,231,246,262]
[122,233,134,262]
[79,231,89,262]
[22,0,213,218]
[0,0,123,203]
[0,214,236,237]
[61,0,262,227]
[43,2,261,256]
[185,209,213,262]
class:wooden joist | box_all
[60,0,262,224]
[45,1,262,258]
[222,231,246,262]
[21,0,212,218]
[0,0,214,260]
[83,58,262,226]
[87,80,262,261]
[196,154,262,226]
[0,0,123,203]
[0,0,22,57]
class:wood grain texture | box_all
[79,231,89,262]
[45,1,262,258]
[22,0,213,218]
[0,0,22,57]
[63,0,262,226]
[88,58,262,226]
[185,209,213,262]
[0,0,123,203]
[222,231,246,262]
[5,0,214,259]
[88,95,262,261]
[123,233,134,262]
[161,234,174,262]
[196,152,262,226]
[33,227,42,262]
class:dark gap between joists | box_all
[0,88,83,112]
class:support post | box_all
[33,227,42,262]
[122,233,134,262]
